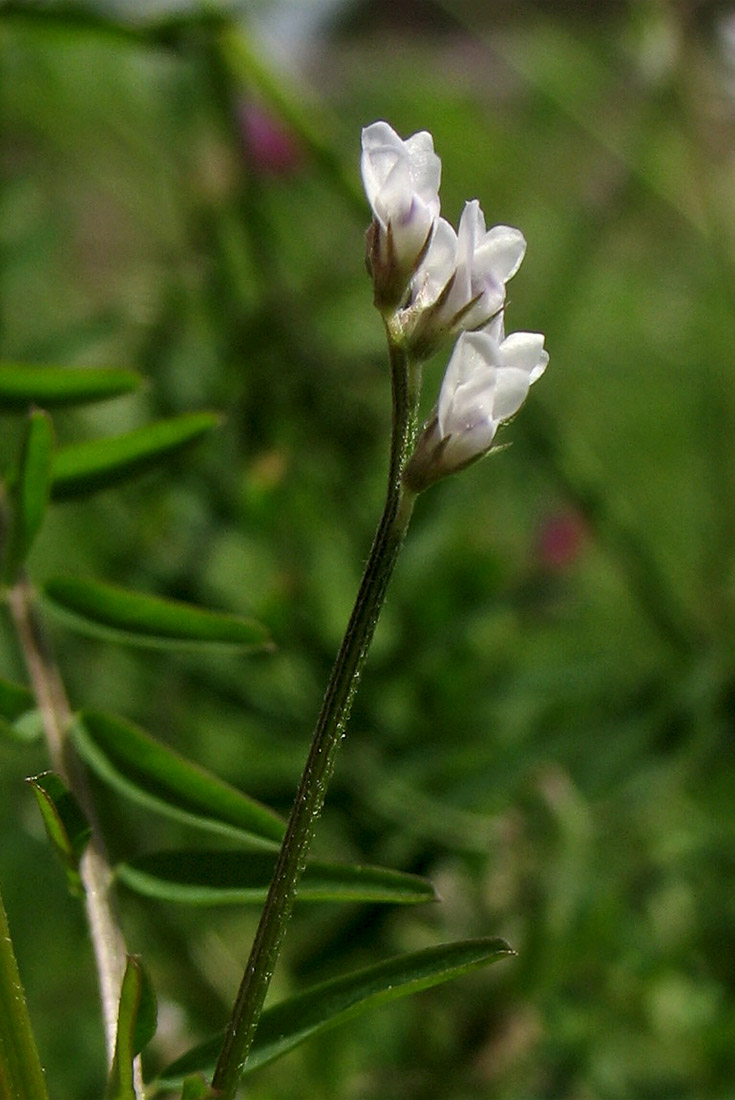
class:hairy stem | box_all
[210,339,421,1099]
[6,576,144,1097]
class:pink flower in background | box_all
[536,511,587,570]
[239,103,303,176]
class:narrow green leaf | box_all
[42,577,271,651]
[116,849,437,907]
[72,711,285,847]
[0,363,140,409]
[0,883,51,1100]
[27,772,92,896]
[2,409,54,581]
[159,937,514,1087]
[50,412,221,500]
[105,956,157,1100]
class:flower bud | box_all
[404,200,526,358]
[404,326,548,491]
[361,121,442,311]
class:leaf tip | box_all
[495,938,517,958]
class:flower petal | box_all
[457,200,486,244]
[443,416,498,468]
[500,332,547,374]
[437,332,496,434]
[451,200,485,302]
[413,217,457,303]
[403,131,442,203]
[474,225,527,283]
[451,331,496,389]
[483,312,505,342]
[360,122,402,210]
[492,368,533,421]
[492,333,548,420]
[529,350,549,384]
[376,155,414,224]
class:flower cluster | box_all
[361,121,548,489]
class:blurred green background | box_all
[2,1,735,1097]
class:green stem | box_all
[0,883,50,1100]
[210,339,421,1099]
[6,576,144,1098]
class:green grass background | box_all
[1,2,735,1097]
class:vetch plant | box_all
[0,120,547,1099]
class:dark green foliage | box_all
[1,3,734,1100]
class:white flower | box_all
[404,326,548,490]
[438,326,546,461]
[406,200,526,353]
[361,121,442,308]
